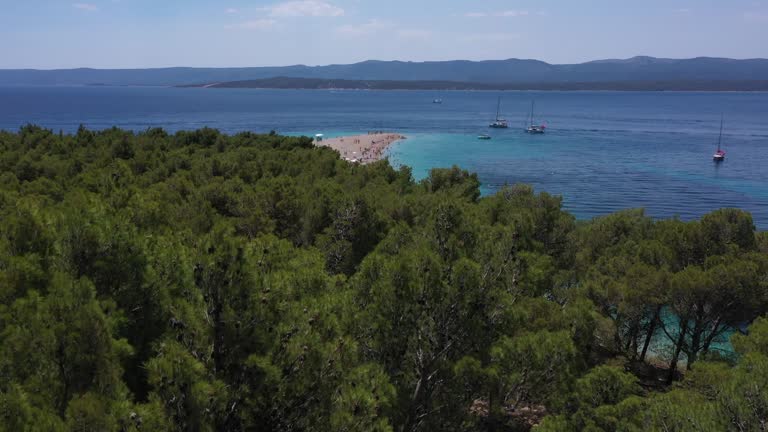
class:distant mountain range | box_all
[2,57,768,88]
[183,76,768,92]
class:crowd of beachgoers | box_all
[315,132,405,163]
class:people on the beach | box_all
[316,132,404,164]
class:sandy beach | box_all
[315,132,405,164]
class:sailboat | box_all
[525,101,546,134]
[713,115,726,162]
[489,97,509,128]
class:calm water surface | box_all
[1,86,767,228]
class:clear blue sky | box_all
[2,0,767,69]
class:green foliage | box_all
[0,126,766,431]
[573,366,641,410]
[647,390,727,431]
[489,331,578,408]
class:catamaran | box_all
[713,115,726,162]
[489,97,509,128]
[525,101,546,134]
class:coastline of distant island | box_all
[3,56,768,90]
[178,76,768,92]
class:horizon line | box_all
[3,55,768,71]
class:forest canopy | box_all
[1,125,767,431]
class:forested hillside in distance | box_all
[1,126,767,431]
[3,56,768,86]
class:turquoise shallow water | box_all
[1,86,767,228]
[386,128,768,226]
[645,308,737,365]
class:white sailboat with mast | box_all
[525,101,546,134]
[489,96,509,128]
[713,114,726,162]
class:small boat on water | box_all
[713,115,726,162]
[525,101,546,134]
[714,150,726,162]
[489,96,509,128]
[433,99,443,104]
[478,134,492,140]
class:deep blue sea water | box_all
[2,86,767,228]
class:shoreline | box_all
[3,84,760,93]
[178,84,768,93]
[315,132,406,164]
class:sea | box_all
[1,85,767,229]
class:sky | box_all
[1,0,767,69]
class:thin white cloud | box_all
[460,33,521,42]
[73,3,98,11]
[498,10,529,17]
[744,11,768,22]
[226,19,277,30]
[267,1,344,17]
[335,21,432,40]
[336,19,390,36]
[397,29,433,39]
[465,10,529,18]
[225,8,239,14]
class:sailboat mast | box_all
[530,101,535,127]
[717,114,724,151]
[496,97,502,120]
